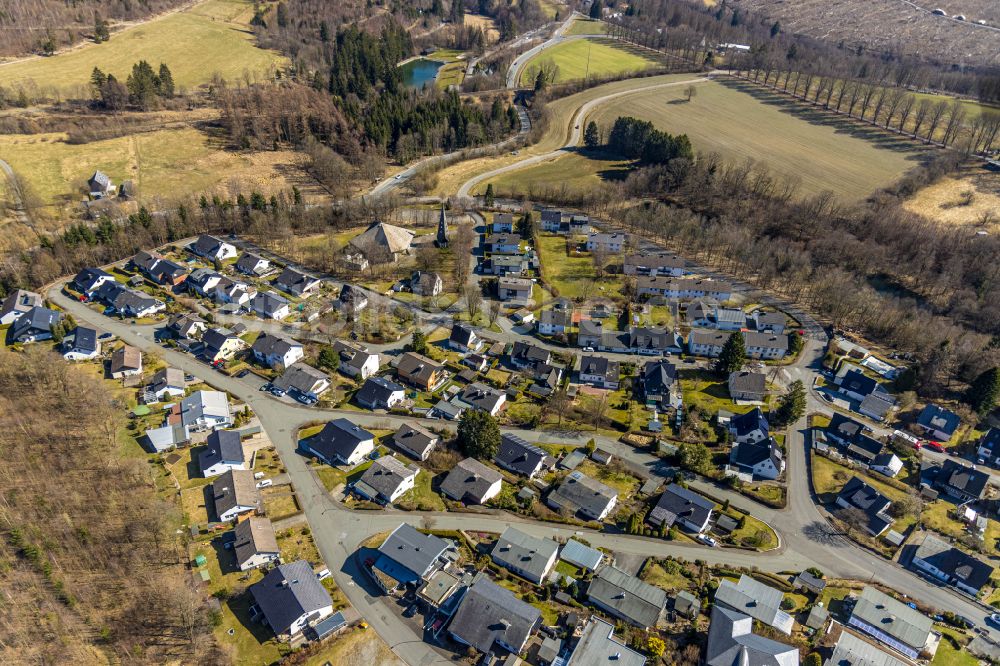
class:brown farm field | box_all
[904,166,1000,229]
[581,77,930,200]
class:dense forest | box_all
[606,116,694,164]
[0,348,226,664]
[0,0,188,56]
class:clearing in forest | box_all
[0,0,286,96]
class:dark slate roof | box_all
[199,429,244,469]
[917,404,961,438]
[918,535,994,592]
[580,355,619,382]
[202,327,236,353]
[846,434,883,463]
[983,428,1000,453]
[578,319,603,338]
[357,376,405,407]
[73,267,115,292]
[235,253,268,274]
[440,458,503,503]
[308,418,374,461]
[492,527,559,581]
[250,560,332,635]
[640,362,677,395]
[277,267,318,294]
[935,459,989,499]
[70,326,99,353]
[837,477,892,534]
[450,323,477,347]
[11,306,62,340]
[728,370,765,396]
[732,439,782,470]
[840,369,881,397]
[630,326,671,350]
[587,565,667,628]
[458,382,506,413]
[393,423,438,459]
[377,523,449,580]
[827,413,865,443]
[860,393,895,419]
[649,484,714,528]
[731,408,769,438]
[192,234,226,256]
[252,332,299,358]
[448,575,541,654]
[495,433,548,476]
[212,469,261,518]
[273,362,329,395]
[253,291,289,314]
[511,341,550,365]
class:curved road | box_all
[456,76,709,198]
[48,281,1000,663]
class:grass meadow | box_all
[519,38,667,86]
[0,0,286,96]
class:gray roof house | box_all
[916,403,961,442]
[565,618,645,666]
[491,526,559,585]
[250,560,334,639]
[274,266,321,296]
[714,575,794,634]
[232,515,280,571]
[835,477,893,536]
[728,371,767,402]
[587,565,667,629]
[391,423,439,461]
[910,533,994,596]
[495,433,551,478]
[354,456,418,505]
[456,382,507,416]
[303,418,376,466]
[252,291,290,319]
[578,355,620,389]
[826,630,910,666]
[559,538,604,572]
[211,469,262,521]
[373,523,451,589]
[198,429,245,477]
[272,362,331,400]
[439,457,504,505]
[62,325,100,360]
[356,376,406,411]
[648,484,714,533]
[235,253,270,276]
[705,605,799,666]
[448,575,541,655]
[0,289,42,326]
[179,390,232,431]
[640,360,680,407]
[547,471,618,521]
[847,586,933,660]
[9,306,62,344]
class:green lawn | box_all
[520,38,667,86]
[680,369,747,415]
[566,18,609,35]
[536,233,622,300]
[922,500,1000,553]
[0,0,286,95]
[587,78,929,201]
[397,469,446,511]
[578,460,641,496]
[483,150,634,199]
[641,561,692,591]
[933,627,978,666]
[811,455,918,534]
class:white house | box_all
[212,469,261,521]
[354,456,419,505]
[252,291,291,320]
[871,453,904,478]
[62,326,101,361]
[688,330,729,357]
[250,560,334,640]
[251,332,304,369]
[586,232,625,253]
[334,341,379,379]
[179,390,233,431]
[742,332,789,360]
[232,516,280,571]
[304,418,375,466]
[199,429,246,477]
[730,439,784,480]
[190,234,237,261]
[149,367,186,401]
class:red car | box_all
[924,441,945,453]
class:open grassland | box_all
[0,0,286,96]
[566,18,609,35]
[484,149,631,196]
[536,233,623,299]
[519,38,667,86]
[537,0,567,19]
[0,124,326,219]
[430,73,699,196]
[464,14,501,43]
[904,167,1000,229]
[586,77,928,200]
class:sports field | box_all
[519,38,666,86]
[580,78,928,199]
[0,123,325,218]
[0,0,286,96]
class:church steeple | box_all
[436,204,449,247]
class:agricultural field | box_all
[0,0,286,97]
[0,123,326,221]
[585,78,929,200]
[432,73,699,196]
[519,38,667,86]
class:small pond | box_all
[399,58,442,89]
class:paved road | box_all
[51,284,1000,660]
[505,12,583,89]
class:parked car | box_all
[988,613,1000,628]
[256,479,273,488]
[253,472,265,480]
[924,441,945,453]
[237,369,250,378]
[697,534,718,547]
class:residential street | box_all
[48,283,1000,663]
